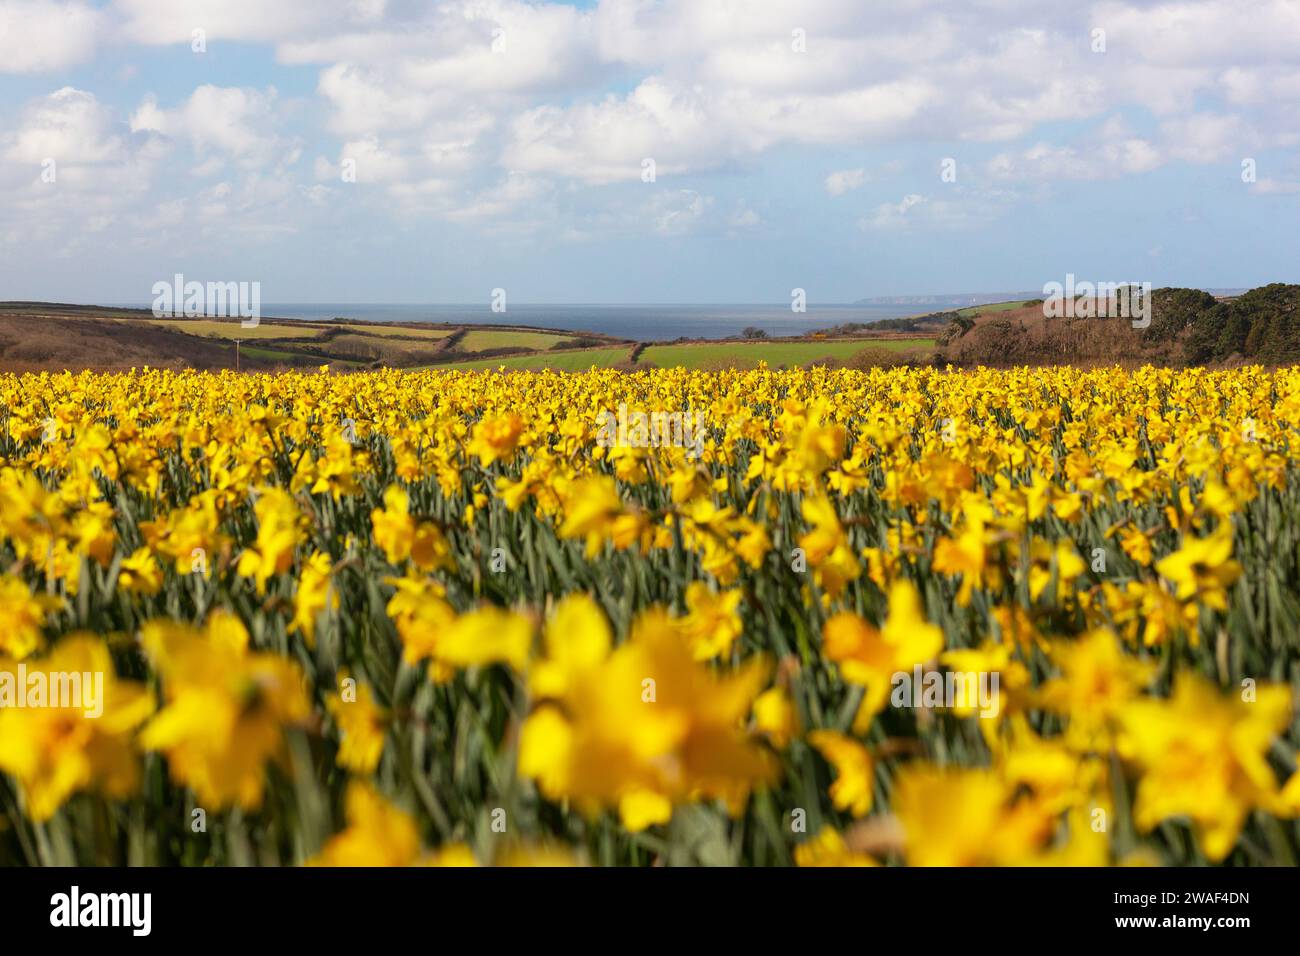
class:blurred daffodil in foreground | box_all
[520,595,776,831]
[0,637,152,821]
[140,612,309,810]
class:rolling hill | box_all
[935,284,1300,368]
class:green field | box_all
[457,329,574,352]
[323,334,449,359]
[434,347,631,371]
[335,324,453,340]
[638,338,932,369]
[236,345,303,362]
[956,300,1034,318]
[229,345,367,368]
[144,319,326,340]
[145,316,930,372]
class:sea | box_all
[242,303,969,342]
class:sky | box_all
[0,0,1297,305]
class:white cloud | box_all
[504,79,733,185]
[648,189,712,236]
[444,173,551,223]
[0,1,102,73]
[863,194,926,230]
[130,86,298,171]
[6,0,1300,252]
[1092,0,1300,68]
[316,63,443,138]
[1158,113,1270,163]
[110,0,369,45]
[1253,178,1300,195]
[331,136,411,185]
[988,117,1163,180]
[0,87,166,255]
[729,204,761,230]
[115,4,1300,195]
[5,87,130,166]
[859,188,1002,231]
[824,168,866,196]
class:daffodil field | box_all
[3,364,1300,867]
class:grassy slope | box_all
[1,302,930,373]
[334,324,452,339]
[238,345,310,362]
[956,300,1036,318]
[437,347,631,371]
[431,338,935,372]
[639,338,932,369]
[458,329,573,351]
[321,334,448,360]
[0,315,276,372]
[140,319,327,339]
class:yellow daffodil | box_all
[1120,674,1292,861]
[235,487,301,594]
[519,604,776,831]
[1155,524,1241,610]
[822,580,944,731]
[0,575,62,660]
[140,612,310,810]
[808,729,875,817]
[0,636,153,821]
[325,672,387,775]
[892,765,1052,866]
[794,827,878,867]
[466,412,524,466]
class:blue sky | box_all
[1,0,1297,304]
